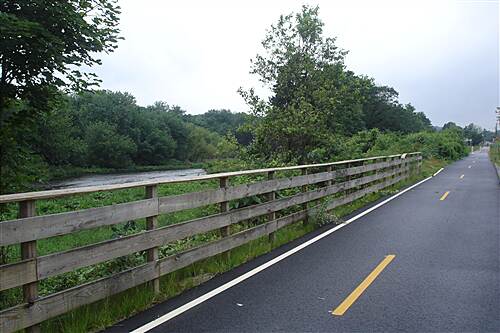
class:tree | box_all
[0,0,121,112]
[463,123,483,145]
[240,5,366,162]
[361,81,432,133]
[187,109,254,145]
[85,121,136,168]
[0,0,121,193]
[442,122,462,131]
[482,129,495,142]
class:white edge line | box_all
[131,176,433,333]
[433,168,444,177]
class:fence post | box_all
[219,177,230,237]
[360,159,367,189]
[346,162,353,194]
[267,171,276,243]
[386,156,393,183]
[145,185,160,294]
[326,165,333,187]
[397,155,403,179]
[403,155,409,179]
[417,153,422,174]
[20,200,40,333]
[301,168,309,225]
[395,157,400,179]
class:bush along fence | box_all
[0,152,421,332]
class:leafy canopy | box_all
[0,0,121,113]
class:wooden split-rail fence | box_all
[0,153,421,332]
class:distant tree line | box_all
[2,91,248,193]
[186,109,254,145]
[442,122,494,146]
[35,91,224,168]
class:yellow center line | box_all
[332,255,396,316]
[440,191,450,201]
[460,174,464,179]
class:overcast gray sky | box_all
[94,0,499,130]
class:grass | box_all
[489,142,500,167]
[0,158,449,332]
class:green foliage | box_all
[310,202,342,228]
[215,134,242,159]
[490,142,500,166]
[463,123,484,146]
[187,109,254,145]
[362,128,468,160]
[0,0,121,109]
[361,84,432,133]
[85,121,137,168]
[184,123,219,161]
[482,129,495,142]
[292,128,468,164]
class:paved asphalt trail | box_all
[106,150,499,332]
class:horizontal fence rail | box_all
[0,153,421,332]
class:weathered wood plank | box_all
[145,185,160,294]
[0,153,419,204]
[0,198,158,246]
[158,210,307,276]
[0,262,158,333]
[19,200,39,333]
[301,168,309,225]
[325,174,406,212]
[0,259,37,292]
[219,177,230,238]
[267,170,277,243]
[157,157,415,214]
[0,209,306,333]
[159,171,412,275]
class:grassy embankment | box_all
[489,142,500,166]
[0,158,447,333]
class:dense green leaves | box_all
[240,5,434,163]
[361,83,432,133]
[187,109,253,145]
[46,91,223,167]
[0,0,121,107]
[85,121,137,168]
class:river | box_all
[48,168,207,189]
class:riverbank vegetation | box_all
[490,142,500,166]
[0,3,495,332]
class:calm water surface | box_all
[49,169,207,189]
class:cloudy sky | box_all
[94,0,499,130]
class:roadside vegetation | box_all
[0,2,495,332]
[490,142,500,167]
